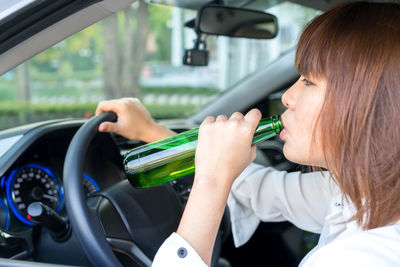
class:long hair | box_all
[296,2,400,229]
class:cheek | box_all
[295,104,317,140]
[283,95,325,166]
[282,122,314,165]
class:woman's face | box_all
[280,75,327,167]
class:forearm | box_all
[142,122,176,143]
[177,177,232,266]
[175,109,261,265]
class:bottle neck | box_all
[251,115,283,145]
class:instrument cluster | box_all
[0,163,99,232]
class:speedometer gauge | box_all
[83,173,99,195]
[6,164,63,226]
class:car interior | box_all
[0,0,394,266]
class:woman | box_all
[96,2,400,266]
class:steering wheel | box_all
[63,112,184,267]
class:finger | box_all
[229,112,244,121]
[95,99,119,115]
[95,101,111,115]
[98,121,117,133]
[95,104,103,116]
[244,109,262,131]
[201,116,215,126]
[216,114,228,122]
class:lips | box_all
[279,115,286,140]
[279,129,286,140]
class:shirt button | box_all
[177,247,187,258]
[335,202,342,207]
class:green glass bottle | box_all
[124,115,283,188]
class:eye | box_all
[302,78,315,86]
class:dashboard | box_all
[0,120,126,259]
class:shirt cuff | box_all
[152,232,208,267]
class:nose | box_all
[281,83,297,110]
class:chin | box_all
[282,145,303,164]
[283,144,315,166]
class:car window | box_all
[0,1,320,130]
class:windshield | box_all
[0,1,320,130]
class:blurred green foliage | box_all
[0,84,217,102]
[0,102,198,118]
[27,3,172,78]
[148,4,172,61]
[0,3,217,131]
[141,86,218,95]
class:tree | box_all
[16,62,30,102]
[103,0,150,99]
[128,0,150,98]
[121,0,150,98]
[103,13,120,99]
[120,7,134,97]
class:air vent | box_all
[111,134,145,154]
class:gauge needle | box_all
[42,194,58,201]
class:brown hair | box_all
[296,2,400,229]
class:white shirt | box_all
[152,163,400,266]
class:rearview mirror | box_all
[196,5,278,39]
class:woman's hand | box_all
[95,98,175,143]
[194,108,262,187]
